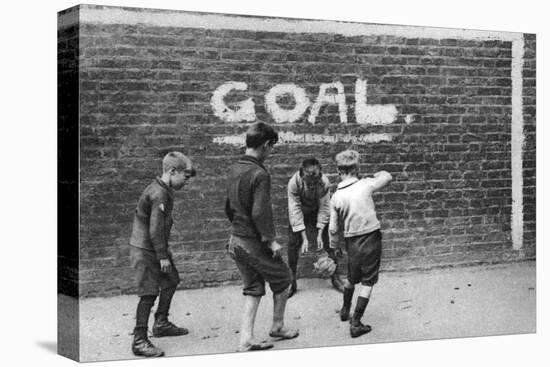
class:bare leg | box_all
[271,287,288,331]
[238,295,262,349]
[343,279,354,290]
[270,287,299,339]
[357,284,373,299]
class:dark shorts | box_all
[131,245,180,297]
[345,229,382,286]
[227,235,291,297]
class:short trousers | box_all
[130,245,180,297]
[227,235,291,297]
[345,229,382,286]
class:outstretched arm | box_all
[369,170,392,191]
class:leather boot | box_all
[340,304,350,322]
[152,314,189,337]
[350,320,372,338]
[132,329,164,357]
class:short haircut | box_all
[335,150,360,174]
[162,151,192,173]
[301,158,321,170]
[245,122,279,149]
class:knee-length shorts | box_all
[345,229,382,287]
[227,235,291,297]
[131,246,180,297]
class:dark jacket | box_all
[225,155,276,243]
[129,178,174,259]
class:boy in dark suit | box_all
[225,122,299,352]
[129,152,196,357]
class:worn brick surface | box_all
[58,20,80,298]
[522,34,536,255]
[60,7,536,297]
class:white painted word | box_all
[211,81,256,123]
[308,82,348,124]
[211,79,398,125]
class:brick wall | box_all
[522,34,536,251]
[58,10,79,298]
[61,5,536,297]
[58,6,81,361]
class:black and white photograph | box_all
[56,2,540,362]
[3,1,547,366]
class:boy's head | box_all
[300,158,322,186]
[335,150,360,176]
[162,151,196,190]
[245,122,278,162]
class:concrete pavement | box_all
[75,261,536,362]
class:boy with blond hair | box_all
[329,150,392,338]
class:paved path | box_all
[74,261,535,362]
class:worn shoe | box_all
[340,305,350,322]
[350,322,372,338]
[132,335,165,357]
[153,315,189,337]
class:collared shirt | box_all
[329,176,381,245]
[225,155,276,243]
[129,177,174,259]
[287,171,331,232]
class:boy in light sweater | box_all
[329,150,392,338]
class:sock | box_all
[352,297,369,325]
[156,287,176,319]
[326,248,338,263]
[343,287,354,308]
[135,295,156,336]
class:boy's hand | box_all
[269,241,283,259]
[316,230,324,250]
[370,170,393,191]
[160,259,172,273]
[301,239,310,255]
[300,230,309,255]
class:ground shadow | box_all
[36,341,57,354]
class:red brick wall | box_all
[63,5,536,297]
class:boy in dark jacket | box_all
[129,152,196,357]
[225,122,299,352]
